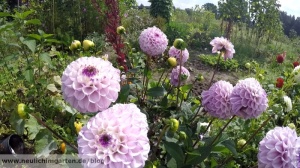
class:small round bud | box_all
[60,142,66,153]
[258,74,264,80]
[167,57,177,67]
[179,131,187,140]
[170,118,179,132]
[196,74,204,81]
[173,38,185,50]
[245,62,251,69]
[17,103,27,119]
[237,139,246,148]
[69,40,81,51]
[117,26,126,35]
[83,40,95,51]
[288,123,296,130]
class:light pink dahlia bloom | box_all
[258,127,299,168]
[210,37,235,60]
[168,46,189,64]
[201,81,234,119]
[230,78,268,119]
[77,103,150,168]
[61,57,120,113]
[139,26,168,57]
[170,66,190,87]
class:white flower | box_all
[292,66,300,83]
[283,96,292,112]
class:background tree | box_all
[149,0,173,23]
[202,3,218,18]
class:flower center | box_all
[82,66,98,77]
[99,133,112,148]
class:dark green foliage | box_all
[202,3,218,18]
[165,22,190,46]
[149,0,173,22]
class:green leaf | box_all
[185,145,213,165]
[180,84,193,92]
[27,34,42,41]
[40,52,52,66]
[25,19,41,25]
[9,111,25,135]
[24,69,34,84]
[117,84,130,103]
[221,139,237,157]
[0,12,11,17]
[21,38,36,53]
[47,84,59,93]
[164,141,184,167]
[147,86,166,97]
[13,10,34,19]
[35,129,58,157]
[25,115,43,140]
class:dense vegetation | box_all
[1,0,300,167]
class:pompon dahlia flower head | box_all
[201,78,269,119]
[61,56,121,113]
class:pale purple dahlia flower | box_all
[201,81,234,119]
[168,46,189,64]
[258,127,299,168]
[77,103,150,168]
[139,26,168,57]
[230,78,268,119]
[61,57,120,113]
[170,66,190,86]
[210,37,235,60]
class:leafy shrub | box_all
[199,54,239,71]
[165,21,190,45]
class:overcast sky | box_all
[136,0,300,18]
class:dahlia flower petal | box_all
[170,66,190,87]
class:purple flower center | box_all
[99,134,112,148]
[82,66,98,77]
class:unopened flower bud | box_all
[170,118,179,132]
[17,103,27,119]
[60,142,66,153]
[237,139,246,148]
[245,62,251,69]
[179,131,187,140]
[117,26,126,35]
[167,57,177,67]
[288,123,296,130]
[173,38,185,50]
[74,121,83,134]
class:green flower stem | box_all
[176,50,183,112]
[152,125,169,160]
[157,67,169,87]
[219,114,273,166]
[142,55,151,104]
[208,53,222,87]
[209,115,235,146]
[179,78,198,109]
[30,113,78,151]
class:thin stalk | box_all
[208,53,222,87]
[176,50,183,112]
[31,113,78,151]
[157,67,168,87]
[152,125,169,159]
[142,56,151,104]
[209,115,235,146]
